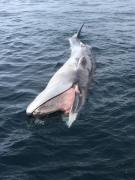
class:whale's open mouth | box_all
[32,87,77,117]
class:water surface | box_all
[0,0,135,179]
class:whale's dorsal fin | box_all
[77,23,84,38]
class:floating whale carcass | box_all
[26,24,95,127]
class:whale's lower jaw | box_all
[32,87,76,118]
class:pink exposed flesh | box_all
[33,88,76,116]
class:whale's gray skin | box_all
[26,24,95,127]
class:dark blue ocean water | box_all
[0,0,135,179]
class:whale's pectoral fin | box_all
[66,85,83,128]
[71,86,82,113]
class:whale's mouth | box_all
[32,87,77,117]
